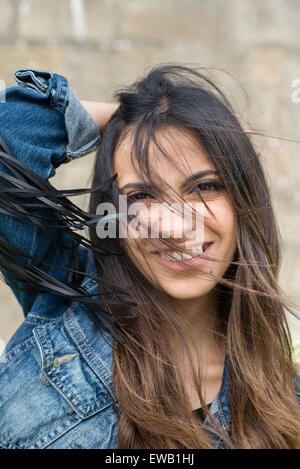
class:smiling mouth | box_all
[152,242,213,262]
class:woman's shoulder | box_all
[0,270,119,449]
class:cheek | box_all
[213,200,236,247]
[123,238,149,269]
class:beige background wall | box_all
[1,0,300,348]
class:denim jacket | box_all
[0,69,298,449]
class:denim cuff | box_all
[14,68,102,163]
[64,87,101,160]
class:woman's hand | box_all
[80,101,119,134]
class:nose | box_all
[145,202,205,242]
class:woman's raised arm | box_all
[0,69,110,317]
[80,101,118,134]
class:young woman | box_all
[0,65,299,449]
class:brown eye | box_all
[127,192,153,202]
[194,180,224,193]
[127,192,155,207]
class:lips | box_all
[151,242,214,271]
[152,242,214,262]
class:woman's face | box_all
[113,126,236,301]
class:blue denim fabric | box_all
[0,68,101,316]
[0,69,299,449]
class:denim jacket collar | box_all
[204,354,231,448]
[32,273,119,420]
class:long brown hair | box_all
[89,64,300,448]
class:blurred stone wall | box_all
[1,0,300,347]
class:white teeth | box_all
[161,252,175,261]
[191,246,203,255]
[159,244,204,262]
[182,252,193,260]
[170,251,182,261]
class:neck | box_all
[169,289,225,363]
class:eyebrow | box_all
[119,182,153,193]
[119,170,219,192]
[182,170,219,190]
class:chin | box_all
[159,278,217,301]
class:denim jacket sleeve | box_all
[0,68,101,316]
